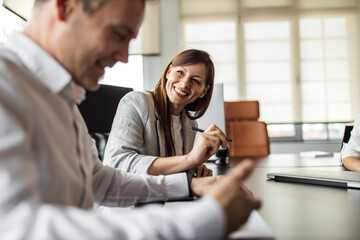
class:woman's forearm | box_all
[147,155,191,175]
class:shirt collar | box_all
[4,32,85,103]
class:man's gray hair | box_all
[34,0,145,15]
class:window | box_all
[299,16,354,122]
[242,14,359,124]
[0,0,26,45]
[182,18,239,99]
[243,20,293,122]
[181,0,359,141]
[268,122,347,142]
[100,55,143,91]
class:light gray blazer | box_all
[103,91,197,174]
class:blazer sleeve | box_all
[103,92,158,174]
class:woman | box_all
[103,49,227,176]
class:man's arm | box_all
[343,156,360,172]
[191,160,262,234]
[341,114,360,172]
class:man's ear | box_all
[55,0,74,21]
[199,85,210,98]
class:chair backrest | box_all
[224,101,259,121]
[78,84,133,133]
[342,125,354,144]
[340,124,354,151]
[78,84,133,160]
[224,101,270,157]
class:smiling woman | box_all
[103,49,227,177]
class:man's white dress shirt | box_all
[341,113,360,162]
[0,32,225,239]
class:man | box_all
[0,0,261,239]
[341,116,360,172]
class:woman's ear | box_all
[199,85,210,98]
[165,65,172,80]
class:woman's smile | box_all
[174,86,189,97]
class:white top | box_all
[0,32,225,239]
[172,114,184,156]
[341,113,360,162]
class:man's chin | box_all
[75,78,102,92]
[85,82,101,92]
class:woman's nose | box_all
[179,76,191,88]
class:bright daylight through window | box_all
[181,0,360,141]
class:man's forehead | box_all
[98,0,144,35]
[93,0,144,23]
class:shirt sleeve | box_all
[19,197,225,240]
[341,114,360,161]
[92,159,191,207]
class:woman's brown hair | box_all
[151,49,215,156]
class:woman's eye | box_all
[177,70,184,75]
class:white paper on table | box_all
[229,210,274,239]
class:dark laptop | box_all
[267,169,360,189]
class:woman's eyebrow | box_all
[180,66,204,80]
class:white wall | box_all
[142,0,181,90]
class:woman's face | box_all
[165,62,209,115]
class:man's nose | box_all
[113,52,128,63]
[113,43,130,63]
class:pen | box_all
[191,126,233,142]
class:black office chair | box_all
[78,84,133,160]
[340,125,354,151]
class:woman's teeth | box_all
[175,87,188,96]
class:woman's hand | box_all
[186,124,227,168]
[188,164,213,177]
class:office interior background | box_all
[1,0,359,154]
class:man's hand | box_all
[188,164,213,177]
[190,159,261,235]
[190,175,224,196]
[343,156,360,172]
